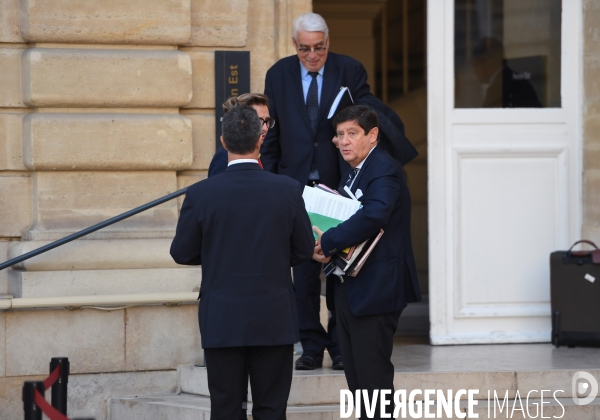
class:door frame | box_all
[427,0,583,344]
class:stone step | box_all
[177,363,600,406]
[110,393,600,420]
[8,267,201,298]
[109,393,342,420]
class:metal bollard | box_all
[49,357,70,415]
[22,381,44,420]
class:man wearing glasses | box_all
[208,93,276,178]
[261,12,372,371]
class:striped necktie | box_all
[345,168,360,189]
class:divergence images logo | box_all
[572,371,598,406]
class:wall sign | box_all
[214,51,251,149]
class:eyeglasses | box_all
[296,46,328,54]
[260,117,276,129]
[219,116,276,129]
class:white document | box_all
[302,186,361,221]
[327,87,354,119]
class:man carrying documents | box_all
[311,105,421,419]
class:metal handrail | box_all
[0,187,188,271]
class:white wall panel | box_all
[456,152,563,317]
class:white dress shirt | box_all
[227,159,259,167]
[300,63,325,105]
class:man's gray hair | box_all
[293,13,329,40]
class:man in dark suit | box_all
[313,105,421,419]
[260,12,373,371]
[170,105,314,420]
[207,93,273,177]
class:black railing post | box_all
[50,357,70,414]
[22,381,44,420]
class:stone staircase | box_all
[110,344,600,419]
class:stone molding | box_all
[23,171,178,241]
[186,0,248,47]
[9,267,201,298]
[19,0,192,45]
[21,48,193,108]
[8,238,181,271]
[22,113,193,171]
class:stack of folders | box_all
[302,185,384,277]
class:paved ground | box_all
[296,337,600,374]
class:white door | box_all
[428,0,582,344]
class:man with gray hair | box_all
[171,105,314,419]
[260,12,373,371]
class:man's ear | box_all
[220,136,228,151]
[370,127,379,145]
[257,134,265,150]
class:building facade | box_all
[0,0,598,417]
[0,0,310,417]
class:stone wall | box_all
[583,0,600,243]
[0,0,310,417]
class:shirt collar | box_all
[227,158,259,167]
[300,62,325,79]
[353,145,377,171]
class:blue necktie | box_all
[307,72,319,176]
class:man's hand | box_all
[332,135,340,148]
[312,226,331,263]
[313,226,324,243]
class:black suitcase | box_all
[551,240,600,347]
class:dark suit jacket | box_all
[320,146,421,316]
[170,163,315,348]
[261,52,372,189]
[207,146,228,177]
[355,96,418,166]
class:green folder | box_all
[307,212,343,239]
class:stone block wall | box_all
[0,0,310,417]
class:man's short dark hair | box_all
[221,105,262,154]
[333,105,379,136]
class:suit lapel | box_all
[337,148,376,199]
[318,55,339,125]
[352,146,381,194]
[288,60,312,132]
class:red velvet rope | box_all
[44,364,61,390]
[34,389,70,420]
